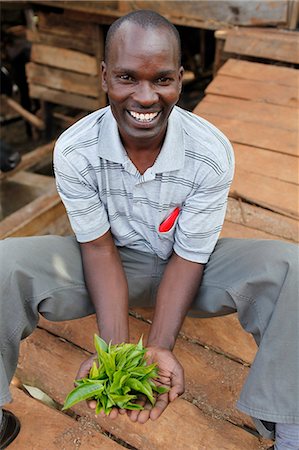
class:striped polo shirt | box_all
[54,105,234,263]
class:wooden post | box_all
[213,29,228,77]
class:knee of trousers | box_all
[232,240,298,339]
[0,238,44,331]
[250,240,298,282]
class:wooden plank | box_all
[18,325,268,445]
[218,59,299,88]
[2,96,45,130]
[8,386,123,450]
[0,141,54,180]
[10,172,54,192]
[119,0,288,27]
[221,220,295,241]
[233,143,298,185]
[37,10,96,41]
[205,74,299,108]
[29,84,103,111]
[134,309,256,365]
[225,198,299,243]
[27,28,94,55]
[231,168,299,218]
[224,27,299,64]
[31,0,287,29]
[195,94,297,132]
[192,109,299,156]
[26,63,99,98]
[0,190,68,239]
[31,44,98,75]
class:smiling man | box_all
[0,10,298,450]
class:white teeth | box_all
[129,111,159,122]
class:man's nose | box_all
[132,82,159,106]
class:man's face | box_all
[102,22,184,147]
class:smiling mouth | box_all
[128,110,160,123]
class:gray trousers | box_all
[0,235,298,437]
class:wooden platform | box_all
[2,58,298,449]
[195,58,299,241]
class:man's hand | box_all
[127,346,184,424]
[76,354,125,420]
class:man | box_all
[0,10,298,449]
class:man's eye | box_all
[119,75,134,82]
[156,77,172,85]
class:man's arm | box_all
[76,230,130,418]
[79,230,129,345]
[128,251,204,424]
[148,252,204,350]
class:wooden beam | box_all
[225,198,299,243]
[205,74,298,108]
[224,27,299,64]
[26,63,100,98]
[2,96,45,130]
[193,109,299,157]
[29,84,104,111]
[218,58,299,87]
[31,44,98,75]
[0,190,66,239]
[0,142,54,181]
[196,94,298,131]
[8,386,123,449]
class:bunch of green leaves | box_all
[62,335,168,415]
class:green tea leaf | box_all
[124,402,143,410]
[152,385,169,394]
[126,378,155,405]
[128,363,158,378]
[109,370,130,394]
[136,335,143,350]
[94,334,108,354]
[95,400,103,415]
[99,349,116,380]
[62,382,105,410]
[89,361,99,379]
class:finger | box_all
[127,396,147,422]
[169,365,185,402]
[136,401,152,424]
[149,392,169,421]
[76,354,97,380]
[108,407,119,420]
[87,399,97,410]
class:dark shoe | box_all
[0,410,20,449]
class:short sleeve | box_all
[53,143,110,242]
[173,161,234,263]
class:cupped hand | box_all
[127,346,184,424]
[76,353,123,420]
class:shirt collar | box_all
[97,106,185,173]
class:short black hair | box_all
[104,9,182,66]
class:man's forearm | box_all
[147,252,204,350]
[80,232,129,344]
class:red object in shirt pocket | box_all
[159,207,180,233]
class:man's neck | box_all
[120,133,166,175]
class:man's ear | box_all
[178,66,184,94]
[101,61,108,93]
